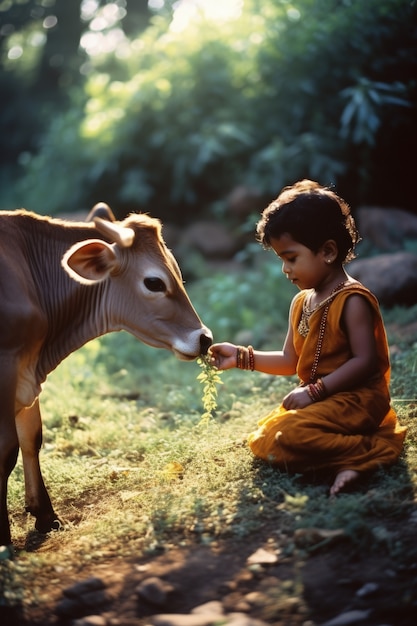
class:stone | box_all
[356,206,417,252]
[150,614,220,626]
[179,221,238,259]
[73,616,108,626]
[55,578,113,619]
[227,185,264,219]
[349,251,417,307]
[320,609,372,626]
[246,548,278,565]
[63,577,106,599]
[191,600,224,615]
[355,582,379,597]
[136,576,175,606]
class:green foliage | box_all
[1,0,415,215]
[340,78,412,146]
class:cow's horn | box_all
[87,202,116,223]
[93,216,135,248]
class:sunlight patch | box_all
[170,0,243,33]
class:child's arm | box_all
[318,294,378,396]
[209,298,298,375]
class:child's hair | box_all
[256,180,360,264]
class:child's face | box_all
[269,233,328,291]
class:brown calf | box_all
[0,204,212,546]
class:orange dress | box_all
[247,284,406,476]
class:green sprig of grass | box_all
[196,354,223,424]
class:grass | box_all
[2,267,417,617]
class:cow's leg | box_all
[16,399,60,533]
[0,416,19,547]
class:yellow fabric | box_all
[247,284,406,475]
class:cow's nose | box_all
[200,332,213,355]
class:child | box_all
[209,180,406,496]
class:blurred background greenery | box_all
[1,0,416,223]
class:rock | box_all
[320,609,372,626]
[227,186,264,219]
[293,527,346,549]
[246,548,279,565]
[63,577,106,599]
[136,576,175,606]
[179,221,238,259]
[150,614,221,626]
[355,581,379,597]
[356,206,417,251]
[55,597,82,618]
[150,613,269,626]
[55,577,113,618]
[349,252,417,307]
[191,600,224,615]
[55,588,114,618]
[72,616,108,626]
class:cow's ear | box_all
[62,239,118,284]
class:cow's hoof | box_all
[50,519,63,531]
[35,518,63,534]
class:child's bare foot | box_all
[330,469,360,496]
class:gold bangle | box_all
[248,345,255,371]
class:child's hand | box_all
[209,342,238,370]
[282,386,313,410]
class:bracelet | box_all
[236,346,246,369]
[306,378,327,402]
[248,345,255,371]
[315,377,326,398]
[306,385,316,402]
[236,346,255,371]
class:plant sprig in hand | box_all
[197,353,223,425]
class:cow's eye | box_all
[144,277,167,293]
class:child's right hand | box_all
[209,342,238,370]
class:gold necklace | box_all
[297,281,347,338]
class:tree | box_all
[1,0,416,217]
[0,0,152,207]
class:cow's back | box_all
[0,212,42,346]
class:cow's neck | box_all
[37,280,109,382]
[24,220,111,383]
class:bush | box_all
[8,0,416,218]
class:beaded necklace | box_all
[297,281,348,383]
[298,281,347,338]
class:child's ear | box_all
[321,239,338,264]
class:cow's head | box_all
[61,204,212,360]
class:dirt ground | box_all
[1,503,416,626]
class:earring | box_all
[327,259,332,264]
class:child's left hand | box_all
[282,386,313,410]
